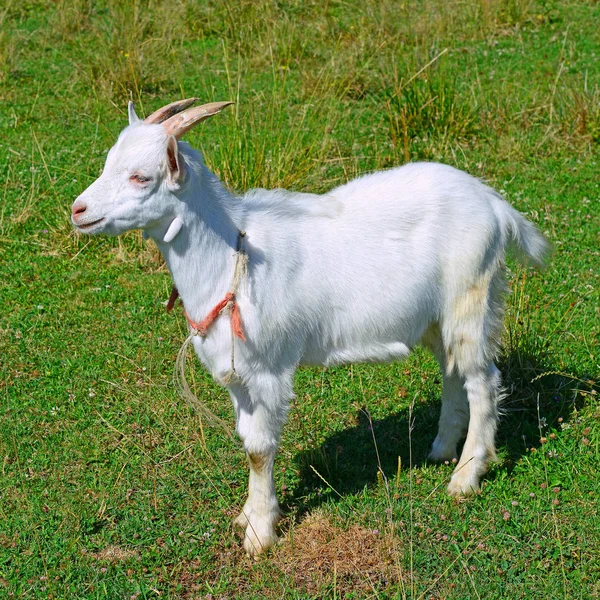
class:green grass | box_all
[1,0,599,598]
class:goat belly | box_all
[301,340,411,367]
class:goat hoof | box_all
[428,435,460,462]
[447,480,478,497]
[447,468,480,497]
[428,447,458,463]
[244,525,278,558]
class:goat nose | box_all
[71,200,87,221]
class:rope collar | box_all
[166,230,248,344]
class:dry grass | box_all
[172,513,402,599]
[562,81,600,145]
[0,1,17,83]
[89,544,139,563]
[52,0,542,116]
[62,0,189,104]
[273,513,402,596]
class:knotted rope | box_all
[183,231,248,349]
[169,231,248,435]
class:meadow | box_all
[0,0,599,597]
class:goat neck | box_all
[148,161,244,323]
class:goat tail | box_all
[175,334,235,441]
[494,193,552,268]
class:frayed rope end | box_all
[174,334,236,441]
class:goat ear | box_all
[166,135,184,184]
[128,101,140,125]
[162,101,234,139]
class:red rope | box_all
[190,291,234,336]
[168,287,246,341]
[165,287,180,313]
[230,300,247,342]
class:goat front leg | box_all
[228,376,291,557]
[234,449,281,557]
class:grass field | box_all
[1,0,599,597]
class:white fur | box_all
[72,115,550,557]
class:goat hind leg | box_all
[423,326,469,462]
[447,364,500,496]
[429,370,469,462]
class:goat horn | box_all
[162,101,234,139]
[144,98,199,125]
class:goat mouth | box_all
[78,218,105,230]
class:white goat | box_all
[72,98,549,557]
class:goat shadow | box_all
[286,346,594,514]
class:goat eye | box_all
[130,173,151,184]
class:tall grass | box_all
[61,1,188,104]
[203,61,356,192]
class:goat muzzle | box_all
[71,200,88,223]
